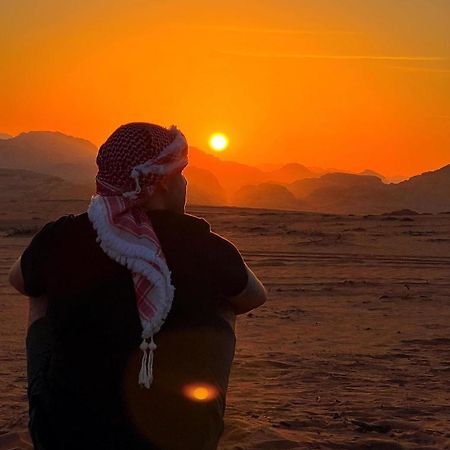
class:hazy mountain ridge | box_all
[231,183,300,210]
[0,130,448,214]
[262,163,317,184]
[0,133,320,205]
[358,169,387,182]
[238,166,450,214]
[189,147,267,193]
[0,131,97,184]
[0,168,92,201]
[183,166,227,206]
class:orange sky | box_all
[1,0,449,177]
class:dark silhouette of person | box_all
[9,122,267,450]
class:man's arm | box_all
[9,256,27,296]
[226,263,268,315]
[206,232,268,316]
[26,296,48,328]
[9,256,48,327]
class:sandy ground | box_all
[1,202,449,449]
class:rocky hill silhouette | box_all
[183,166,227,206]
[237,167,450,214]
[0,130,448,214]
[0,168,92,202]
[231,183,301,211]
[0,131,97,184]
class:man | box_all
[9,122,267,450]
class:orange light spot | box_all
[182,382,219,402]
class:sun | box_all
[209,133,228,152]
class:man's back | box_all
[23,209,248,450]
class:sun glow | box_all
[209,133,229,152]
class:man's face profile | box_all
[162,170,187,213]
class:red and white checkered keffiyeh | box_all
[87,122,188,388]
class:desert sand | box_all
[1,202,449,449]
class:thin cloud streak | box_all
[182,25,359,35]
[388,65,450,73]
[217,50,448,62]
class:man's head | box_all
[94,122,189,212]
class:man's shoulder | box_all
[182,212,211,232]
[35,212,92,241]
[147,209,211,234]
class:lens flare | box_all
[182,382,219,402]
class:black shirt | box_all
[21,209,248,450]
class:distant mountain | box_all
[0,131,97,184]
[387,174,409,184]
[263,163,316,184]
[389,164,450,212]
[289,172,384,199]
[0,131,228,207]
[188,147,267,194]
[0,133,13,140]
[290,173,390,214]
[356,169,409,184]
[231,183,300,211]
[189,149,322,194]
[1,129,448,214]
[358,169,386,182]
[0,168,91,202]
[184,166,227,206]
[45,162,97,185]
[0,131,317,198]
[280,166,450,214]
